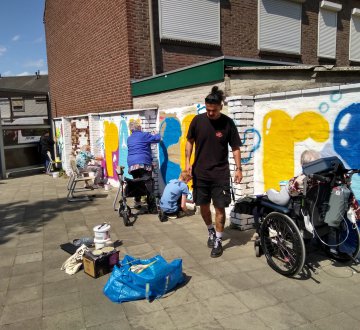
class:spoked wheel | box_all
[323,218,360,262]
[119,203,132,226]
[260,212,306,277]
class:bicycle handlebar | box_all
[308,173,331,183]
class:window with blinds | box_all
[317,1,342,59]
[258,0,304,54]
[11,97,24,112]
[158,0,220,45]
[350,9,360,62]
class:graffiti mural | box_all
[253,89,360,199]
[100,114,147,182]
[54,120,64,160]
[71,118,89,152]
[158,104,207,189]
[98,105,206,189]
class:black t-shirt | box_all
[187,113,242,182]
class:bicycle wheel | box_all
[260,212,305,277]
[122,206,132,226]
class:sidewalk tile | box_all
[166,300,215,329]
[255,303,307,329]
[0,299,42,325]
[217,311,270,329]
[42,308,84,330]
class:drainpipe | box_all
[149,0,156,76]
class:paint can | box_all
[94,237,111,250]
[279,180,288,190]
[93,223,111,241]
[104,184,111,191]
[52,172,59,178]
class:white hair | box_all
[300,150,321,166]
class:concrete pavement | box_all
[1,174,360,329]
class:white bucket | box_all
[94,237,111,250]
[52,172,59,178]
[104,184,110,191]
[93,223,111,240]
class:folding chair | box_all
[67,158,95,202]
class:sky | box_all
[0,0,47,77]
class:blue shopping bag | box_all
[103,254,184,303]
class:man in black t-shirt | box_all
[186,86,243,258]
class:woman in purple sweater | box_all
[127,121,161,211]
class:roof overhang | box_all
[0,88,48,98]
[131,55,301,97]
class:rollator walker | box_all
[113,166,158,226]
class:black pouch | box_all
[233,196,258,215]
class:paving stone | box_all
[255,303,307,329]
[43,268,73,284]
[183,266,213,284]
[0,257,14,268]
[122,299,164,318]
[203,292,249,320]
[43,278,79,298]
[313,312,359,329]
[317,286,360,312]
[188,278,228,300]
[43,292,82,316]
[166,300,215,329]
[0,299,42,325]
[246,268,283,285]
[83,302,126,327]
[234,287,279,310]
[202,260,239,277]
[127,309,177,330]
[8,272,43,290]
[0,268,11,281]
[5,285,42,305]
[14,252,42,265]
[86,319,132,330]
[42,308,85,330]
[218,272,259,292]
[0,280,9,293]
[0,317,42,330]
[159,286,197,308]
[217,311,270,329]
[288,295,340,322]
[264,278,312,302]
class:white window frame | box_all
[158,0,221,46]
[317,1,342,59]
[349,8,360,62]
[258,0,305,55]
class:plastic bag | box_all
[103,254,184,303]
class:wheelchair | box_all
[113,166,158,226]
[243,156,360,277]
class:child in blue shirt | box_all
[159,171,195,221]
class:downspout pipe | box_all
[149,0,156,76]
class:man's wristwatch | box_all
[235,166,242,171]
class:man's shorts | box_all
[193,179,231,208]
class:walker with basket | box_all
[113,166,158,226]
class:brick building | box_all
[44,0,360,117]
